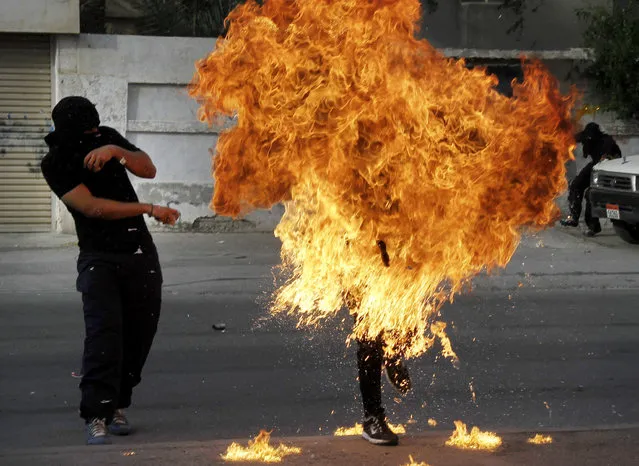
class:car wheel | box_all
[611,220,639,244]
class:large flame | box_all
[221,430,302,463]
[189,0,577,358]
[445,421,502,451]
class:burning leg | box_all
[356,335,384,418]
[352,247,402,447]
[356,335,399,446]
[373,240,412,394]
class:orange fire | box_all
[334,422,405,436]
[528,433,553,445]
[221,430,302,463]
[401,455,431,466]
[189,0,577,358]
[445,421,502,451]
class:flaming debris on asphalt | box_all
[221,430,302,463]
[528,434,553,445]
[445,421,502,451]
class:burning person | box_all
[40,96,180,445]
[189,0,578,447]
[560,122,622,236]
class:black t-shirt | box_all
[41,126,154,254]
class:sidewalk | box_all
[0,232,77,251]
[2,426,637,465]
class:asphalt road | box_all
[1,230,639,454]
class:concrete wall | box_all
[0,0,79,34]
[421,0,612,50]
[53,33,283,233]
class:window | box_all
[80,0,245,37]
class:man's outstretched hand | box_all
[151,205,181,225]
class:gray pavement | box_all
[1,227,639,465]
[3,428,639,466]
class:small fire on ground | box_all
[401,455,431,466]
[334,422,406,436]
[445,421,502,451]
[528,434,553,445]
[221,430,302,463]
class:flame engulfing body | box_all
[334,422,405,436]
[221,430,302,463]
[445,421,502,451]
[528,434,553,445]
[190,0,577,357]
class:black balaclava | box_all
[51,96,100,136]
[45,97,101,151]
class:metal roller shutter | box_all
[0,34,52,232]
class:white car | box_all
[590,155,639,243]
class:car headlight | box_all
[591,171,599,186]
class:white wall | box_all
[0,0,79,34]
[53,34,283,232]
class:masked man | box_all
[40,96,180,445]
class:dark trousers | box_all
[76,247,162,422]
[356,335,385,417]
[568,162,601,231]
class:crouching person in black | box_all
[40,97,180,445]
[560,122,622,237]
